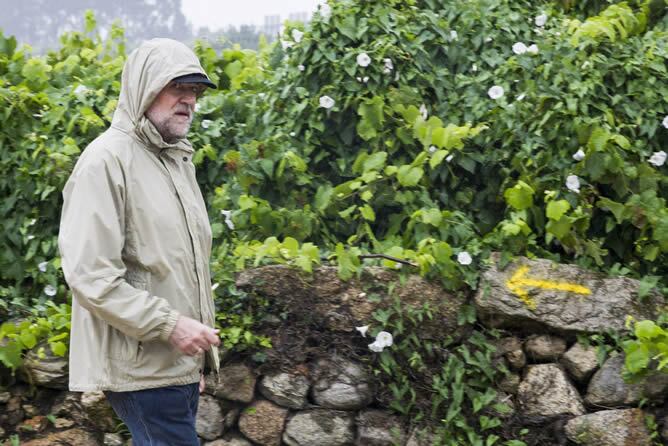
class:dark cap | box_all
[172,73,217,89]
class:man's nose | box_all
[179,93,196,107]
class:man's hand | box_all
[168,315,220,356]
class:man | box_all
[58,38,220,445]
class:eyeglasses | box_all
[167,82,207,98]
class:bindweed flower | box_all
[356,325,369,337]
[527,44,539,54]
[428,145,437,154]
[357,52,371,67]
[516,93,526,101]
[201,120,212,129]
[280,40,294,50]
[512,42,527,55]
[319,95,335,109]
[472,64,478,72]
[74,85,89,96]
[44,285,57,296]
[446,154,454,162]
[383,58,393,74]
[27,235,35,241]
[292,29,304,43]
[566,175,581,193]
[211,283,220,291]
[38,261,48,272]
[319,3,331,18]
[649,151,666,167]
[535,13,547,27]
[356,76,370,83]
[484,36,493,43]
[369,331,393,352]
[457,251,472,265]
[298,64,305,71]
[221,210,235,230]
[488,85,504,100]
[572,149,585,161]
[662,116,668,129]
[289,132,296,137]
[450,30,458,40]
[419,104,428,120]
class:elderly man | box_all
[58,38,220,445]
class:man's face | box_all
[145,81,207,143]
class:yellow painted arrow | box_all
[506,265,591,310]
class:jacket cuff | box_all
[159,310,181,342]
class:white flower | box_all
[419,104,428,119]
[291,29,304,43]
[319,3,331,18]
[649,151,666,167]
[572,149,585,161]
[516,93,526,101]
[44,285,57,296]
[383,58,393,74]
[445,154,454,162]
[298,64,305,71]
[358,292,367,298]
[394,262,402,269]
[74,85,89,96]
[280,40,294,50]
[38,261,48,272]
[566,175,581,193]
[28,218,37,226]
[457,251,472,265]
[662,116,668,129]
[428,145,437,154]
[450,30,458,41]
[527,44,539,55]
[368,342,384,352]
[488,85,504,100]
[27,234,35,241]
[471,64,478,72]
[289,131,296,137]
[356,52,371,67]
[201,119,212,129]
[484,36,493,43]
[221,210,235,230]
[535,13,548,27]
[356,325,369,337]
[369,331,394,352]
[319,95,335,109]
[211,283,220,291]
[512,42,527,55]
[376,331,393,347]
[356,76,369,83]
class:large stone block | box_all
[475,254,665,335]
[564,409,652,446]
[517,363,585,423]
[283,409,355,446]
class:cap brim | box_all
[172,73,217,89]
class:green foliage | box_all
[368,296,511,445]
[623,316,668,376]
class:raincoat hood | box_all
[111,38,210,151]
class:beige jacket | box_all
[58,39,219,392]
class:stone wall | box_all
[1,255,667,446]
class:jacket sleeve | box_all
[58,148,180,342]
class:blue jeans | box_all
[104,383,200,446]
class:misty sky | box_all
[181,0,324,29]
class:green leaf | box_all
[20,331,37,349]
[360,204,376,222]
[429,150,449,169]
[357,96,385,141]
[587,127,610,152]
[397,165,423,187]
[363,152,387,172]
[546,200,571,221]
[504,181,534,211]
[50,341,67,357]
[314,185,333,212]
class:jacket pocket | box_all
[107,326,139,361]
